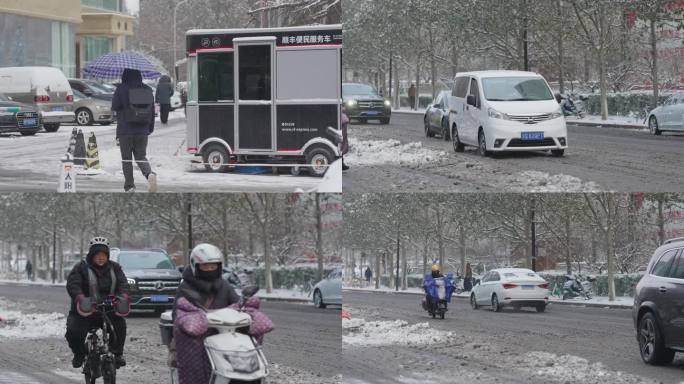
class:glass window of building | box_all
[84,36,114,65]
[81,0,122,12]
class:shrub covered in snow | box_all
[583,93,671,117]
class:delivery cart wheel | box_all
[202,144,231,173]
[305,147,334,177]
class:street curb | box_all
[392,110,426,116]
[344,288,632,309]
[566,121,646,130]
[0,280,65,288]
[258,296,311,304]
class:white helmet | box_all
[190,243,223,275]
[89,237,110,247]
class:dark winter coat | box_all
[112,68,155,136]
[364,267,372,280]
[155,75,174,105]
[172,267,240,384]
[66,255,128,315]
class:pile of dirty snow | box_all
[519,352,659,384]
[0,307,65,339]
[347,139,447,166]
[510,171,601,192]
[343,318,453,347]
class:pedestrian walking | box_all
[112,68,158,193]
[364,267,372,286]
[25,259,33,281]
[155,75,174,124]
[464,262,473,292]
[408,84,417,110]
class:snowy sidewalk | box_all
[344,286,633,309]
[566,115,647,130]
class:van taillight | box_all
[66,95,74,102]
[34,95,50,102]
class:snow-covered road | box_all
[0,283,341,384]
[0,112,334,193]
[343,114,684,193]
[342,290,684,384]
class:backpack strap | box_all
[87,267,100,302]
[110,268,117,296]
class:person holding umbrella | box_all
[112,68,158,193]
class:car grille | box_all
[358,100,386,110]
[136,280,180,292]
[508,114,553,124]
[16,112,39,128]
[508,138,557,147]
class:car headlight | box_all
[384,100,391,107]
[550,108,563,119]
[488,107,510,120]
[127,278,137,287]
[96,105,108,111]
[346,99,357,107]
[222,351,260,373]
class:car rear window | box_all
[652,249,677,277]
[503,272,538,279]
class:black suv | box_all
[343,83,391,124]
[633,238,684,365]
[110,248,182,312]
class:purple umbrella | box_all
[82,51,162,80]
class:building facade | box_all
[0,0,135,78]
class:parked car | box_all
[109,248,182,312]
[633,237,684,365]
[647,92,684,135]
[343,83,391,124]
[313,268,343,308]
[424,90,452,140]
[0,93,41,136]
[0,66,75,132]
[72,89,113,126]
[470,268,549,312]
[448,71,567,157]
[68,78,114,101]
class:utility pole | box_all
[388,50,393,105]
[52,224,57,284]
[522,0,529,71]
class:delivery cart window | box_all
[238,45,271,101]
[198,52,234,102]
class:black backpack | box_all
[126,87,154,124]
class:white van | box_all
[448,71,567,157]
[0,67,75,132]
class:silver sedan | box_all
[648,92,684,135]
[72,89,114,126]
[313,268,342,308]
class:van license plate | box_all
[23,118,37,127]
[52,106,64,112]
[521,132,544,140]
[151,295,169,302]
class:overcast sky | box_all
[126,0,139,14]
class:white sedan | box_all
[470,268,549,312]
[648,92,684,135]
[313,268,342,308]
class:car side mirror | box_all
[242,285,259,298]
[467,95,477,107]
[433,103,440,108]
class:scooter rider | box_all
[171,244,241,384]
[65,237,130,369]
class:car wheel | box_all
[313,289,326,309]
[551,149,565,157]
[649,116,662,136]
[20,131,38,136]
[43,123,60,133]
[76,108,93,126]
[202,144,231,173]
[359,118,368,124]
[441,119,450,141]
[470,294,479,310]
[452,125,465,153]
[638,312,675,365]
[380,118,390,124]
[424,117,435,138]
[536,303,546,313]
[306,147,334,177]
[491,294,502,312]
[478,130,490,157]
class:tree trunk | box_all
[606,196,616,301]
[261,226,273,294]
[459,227,467,276]
[429,28,437,100]
[650,17,659,110]
[315,194,324,282]
[599,7,609,120]
[557,0,565,93]
[657,196,665,245]
[565,214,572,275]
[375,253,380,289]
[401,242,407,290]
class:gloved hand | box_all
[115,293,131,317]
[76,295,95,317]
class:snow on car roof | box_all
[187,24,342,35]
[491,268,537,274]
[455,70,543,79]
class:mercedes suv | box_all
[633,238,684,365]
[110,248,182,312]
